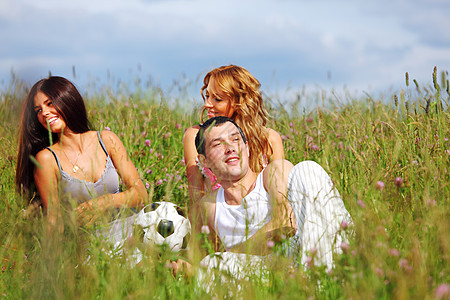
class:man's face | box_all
[201,122,249,182]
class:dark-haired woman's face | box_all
[33,91,67,133]
[204,77,236,119]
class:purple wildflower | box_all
[395,177,403,188]
[340,242,350,254]
[375,181,385,191]
[201,225,210,235]
[435,283,450,300]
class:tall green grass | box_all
[0,69,448,299]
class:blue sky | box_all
[1,0,449,101]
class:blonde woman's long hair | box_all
[200,65,272,173]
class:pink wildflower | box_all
[305,256,313,267]
[310,144,319,151]
[201,225,210,235]
[340,242,350,254]
[395,177,403,188]
[145,139,151,147]
[389,248,400,257]
[156,179,163,185]
[375,181,385,191]
[426,199,437,207]
[266,240,275,249]
[341,220,349,229]
[105,126,111,131]
[435,283,450,300]
[398,258,413,273]
[176,123,182,129]
[357,199,366,208]
[145,182,150,189]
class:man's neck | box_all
[220,169,258,205]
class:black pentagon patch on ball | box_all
[157,219,174,238]
[144,202,160,213]
[176,206,186,217]
[182,232,190,249]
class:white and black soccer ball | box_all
[134,201,191,253]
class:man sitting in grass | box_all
[191,116,352,271]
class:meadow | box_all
[0,68,448,299]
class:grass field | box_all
[0,69,448,299]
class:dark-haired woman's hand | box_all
[76,201,99,227]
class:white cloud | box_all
[0,0,449,98]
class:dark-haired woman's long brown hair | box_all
[15,76,91,199]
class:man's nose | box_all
[224,143,236,154]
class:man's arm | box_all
[230,159,297,256]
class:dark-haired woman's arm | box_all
[76,130,147,225]
[34,149,62,229]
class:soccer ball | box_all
[134,201,191,253]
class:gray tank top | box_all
[46,131,120,204]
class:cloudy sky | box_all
[1,0,449,101]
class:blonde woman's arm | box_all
[182,125,206,231]
[267,128,285,161]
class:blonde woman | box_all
[183,65,284,223]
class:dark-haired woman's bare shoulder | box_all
[98,130,124,155]
[33,147,60,186]
[35,147,59,168]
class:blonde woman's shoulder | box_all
[183,125,200,143]
[265,127,285,160]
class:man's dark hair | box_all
[195,116,247,156]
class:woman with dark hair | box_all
[16,76,147,227]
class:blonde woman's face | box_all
[204,77,235,119]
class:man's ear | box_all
[198,154,208,169]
